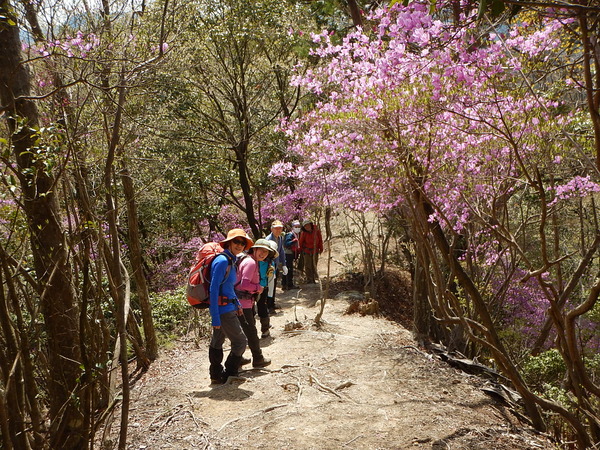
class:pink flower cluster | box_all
[266,1,600,354]
[27,31,100,58]
[275,1,569,234]
[549,176,600,206]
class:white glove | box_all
[282,266,289,275]
[268,277,275,297]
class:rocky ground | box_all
[102,223,559,449]
[107,280,556,449]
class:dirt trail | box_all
[118,283,554,449]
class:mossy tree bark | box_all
[0,5,84,448]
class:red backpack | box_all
[186,242,233,308]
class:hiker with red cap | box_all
[208,229,253,384]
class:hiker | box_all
[283,220,301,290]
[298,219,323,284]
[235,239,272,368]
[257,241,278,337]
[207,229,253,384]
[266,219,287,311]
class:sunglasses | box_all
[231,239,247,246]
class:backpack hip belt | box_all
[218,296,235,306]
[235,290,256,301]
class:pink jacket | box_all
[235,254,261,309]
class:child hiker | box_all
[257,240,278,337]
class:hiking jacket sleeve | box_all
[209,253,236,327]
[316,226,324,253]
[258,261,268,287]
[267,233,286,267]
[278,236,286,265]
[284,232,299,253]
[237,257,261,293]
[298,230,307,252]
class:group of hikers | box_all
[208,219,324,384]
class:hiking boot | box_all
[210,376,226,385]
[239,356,252,367]
[252,356,271,368]
[208,347,225,384]
[260,316,271,334]
[223,353,243,380]
[268,308,276,315]
[261,330,271,338]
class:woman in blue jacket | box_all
[208,228,253,384]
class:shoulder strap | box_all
[221,252,233,286]
[210,252,233,286]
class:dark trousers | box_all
[256,290,271,333]
[304,252,319,283]
[257,290,269,318]
[209,310,248,380]
[240,306,261,356]
[284,253,295,288]
[210,311,247,356]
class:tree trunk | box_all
[418,197,548,433]
[121,148,158,362]
[0,246,44,448]
[412,244,433,345]
[0,6,84,448]
[346,0,363,27]
[579,13,600,172]
[0,263,30,449]
[101,70,131,450]
[235,141,260,237]
[325,206,332,240]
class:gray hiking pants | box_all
[210,310,247,356]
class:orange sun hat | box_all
[219,228,253,251]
